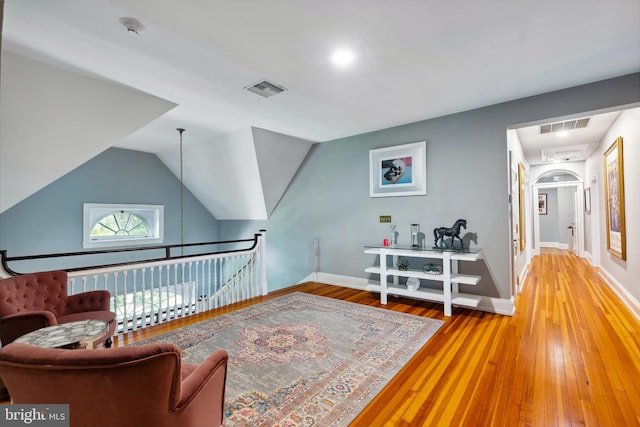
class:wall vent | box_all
[540,117,590,134]
[244,79,287,98]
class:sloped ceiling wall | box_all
[0,51,177,213]
[156,127,314,220]
[253,127,314,217]
[0,51,314,220]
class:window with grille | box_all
[83,203,164,248]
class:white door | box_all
[571,192,579,256]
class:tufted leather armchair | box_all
[0,270,116,347]
[0,342,228,427]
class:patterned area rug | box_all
[135,292,443,426]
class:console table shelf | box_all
[364,246,483,316]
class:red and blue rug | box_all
[136,292,443,426]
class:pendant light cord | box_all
[177,128,185,256]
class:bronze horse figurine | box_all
[433,219,467,249]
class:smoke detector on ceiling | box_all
[244,80,287,98]
[119,17,145,35]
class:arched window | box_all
[90,211,150,238]
[83,204,164,248]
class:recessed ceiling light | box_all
[330,49,356,68]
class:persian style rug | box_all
[135,292,443,426]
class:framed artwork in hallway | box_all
[538,193,547,215]
[584,187,591,213]
[603,136,626,260]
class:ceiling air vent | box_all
[539,117,590,134]
[244,79,287,98]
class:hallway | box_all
[505,248,640,426]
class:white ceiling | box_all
[3,0,640,153]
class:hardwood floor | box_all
[114,249,640,425]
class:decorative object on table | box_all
[423,263,443,275]
[411,223,420,248]
[433,219,467,249]
[397,258,410,271]
[389,224,397,247]
[406,277,421,292]
[603,136,626,260]
[369,141,427,197]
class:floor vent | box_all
[244,79,287,98]
[540,117,590,134]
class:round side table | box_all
[14,319,109,349]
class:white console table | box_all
[364,245,483,316]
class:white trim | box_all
[583,251,593,264]
[598,267,640,321]
[533,180,585,259]
[518,264,529,294]
[301,272,515,316]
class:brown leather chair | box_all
[0,270,116,347]
[0,342,228,427]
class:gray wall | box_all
[220,73,640,300]
[0,147,218,272]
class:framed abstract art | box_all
[369,141,426,197]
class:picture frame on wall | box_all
[538,193,547,215]
[518,162,526,251]
[369,141,427,197]
[604,136,626,260]
[584,187,591,213]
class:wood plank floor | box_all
[112,248,640,426]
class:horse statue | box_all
[433,219,467,249]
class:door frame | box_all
[508,152,520,301]
[532,180,585,257]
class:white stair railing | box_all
[32,231,269,334]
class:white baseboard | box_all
[539,242,569,249]
[301,272,514,316]
[598,267,640,321]
[518,264,529,294]
[583,251,593,263]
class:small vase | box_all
[389,225,396,248]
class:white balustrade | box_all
[62,231,267,333]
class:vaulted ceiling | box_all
[1,1,639,217]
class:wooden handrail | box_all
[0,230,267,276]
